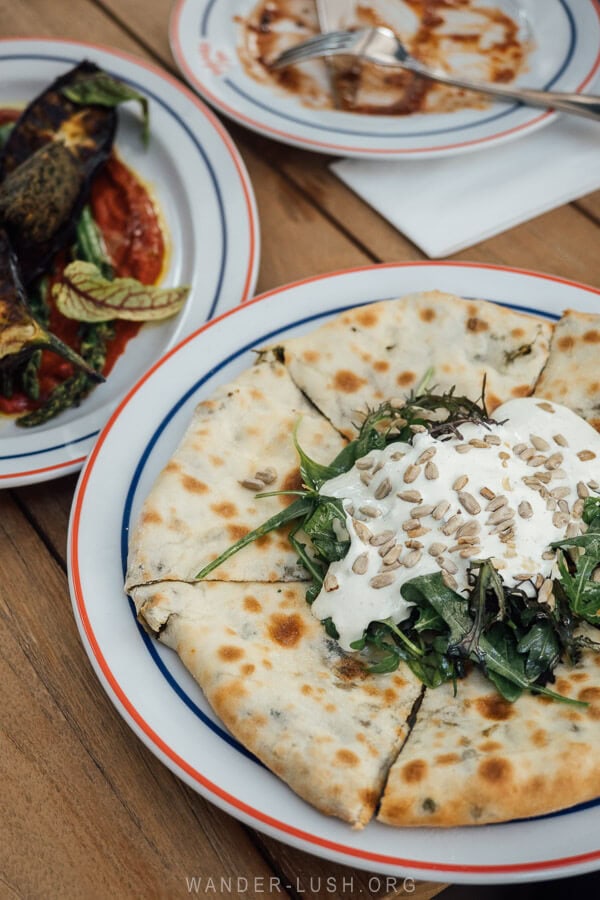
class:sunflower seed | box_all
[360,471,373,486]
[370,530,395,546]
[484,435,502,445]
[374,478,393,499]
[545,498,557,512]
[403,464,421,484]
[370,573,396,588]
[520,447,537,461]
[432,500,450,520]
[255,467,277,485]
[553,433,569,447]
[405,539,424,550]
[240,478,267,491]
[416,447,437,465]
[536,402,555,413]
[407,526,430,537]
[486,495,508,512]
[537,471,553,483]
[489,517,515,534]
[355,457,374,470]
[552,511,570,529]
[538,579,554,604]
[372,461,384,475]
[469,439,490,449]
[442,572,458,590]
[428,542,448,556]
[528,454,547,467]
[480,487,495,500]
[404,549,422,568]
[402,519,420,532]
[353,519,372,542]
[440,558,458,574]
[410,424,427,434]
[397,490,422,503]
[425,460,439,480]
[412,504,435,519]
[542,550,555,560]
[352,554,369,575]
[324,573,339,592]
[578,450,597,462]
[518,501,533,519]
[359,505,381,518]
[455,444,472,454]
[456,520,481,538]
[558,499,570,514]
[512,443,528,455]
[592,568,600,584]
[572,499,585,519]
[390,450,405,461]
[378,540,396,558]
[382,560,403,571]
[551,486,571,499]
[453,475,469,491]
[535,574,545,589]
[459,547,480,558]
[530,434,550,451]
[577,481,590,499]
[589,480,599,490]
[457,491,481,515]
[545,453,564,470]
[566,522,580,539]
[442,514,463,535]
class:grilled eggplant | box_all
[0,227,103,380]
[0,61,116,284]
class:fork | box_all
[271,27,600,122]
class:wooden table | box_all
[2,2,600,898]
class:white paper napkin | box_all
[331,116,600,258]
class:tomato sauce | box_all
[0,114,166,416]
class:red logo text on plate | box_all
[198,42,231,76]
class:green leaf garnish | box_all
[53,261,189,323]
[62,73,150,145]
[552,497,600,625]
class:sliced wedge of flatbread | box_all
[276,292,553,437]
[131,579,424,828]
[534,309,600,433]
[125,359,346,590]
[378,634,600,828]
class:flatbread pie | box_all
[276,291,552,436]
[534,309,600,433]
[126,291,600,829]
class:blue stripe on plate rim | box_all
[119,295,600,822]
[0,49,228,463]
[200,0,577,139]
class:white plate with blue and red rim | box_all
[0,38,259,488]
[170,0,600,159]
[69,261,600,885]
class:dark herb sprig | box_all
[551,497,600,626]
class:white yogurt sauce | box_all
[311,398,600,651]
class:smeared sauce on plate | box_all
[236,0,530,114]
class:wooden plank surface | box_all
[2,0,599,897]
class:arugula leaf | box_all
[517,621,561,682]
[53,261,190,323]
[195,495,315,579]
[62,72,150,145]
[552,497,600,625]
[302,497,349,562]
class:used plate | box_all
[0,38,259,487]
[69,262,600,885]
[170,0,600,159]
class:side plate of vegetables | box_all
[0,39,259,487]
